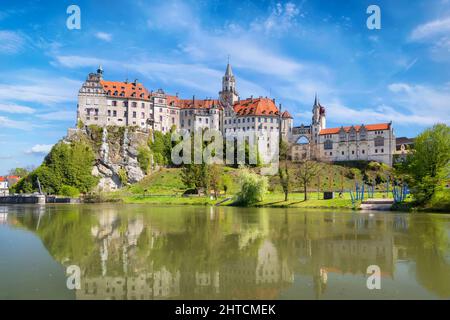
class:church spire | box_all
[225,61,233,77]
[314,93,318,106]
[219,59,239,105]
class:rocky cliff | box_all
[65,126,151,191]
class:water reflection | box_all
[2,204,450,299]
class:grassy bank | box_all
[391,189,450,213]
[118,192,362,209]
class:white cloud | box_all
[0,116,33,130]
[0,74,79,105]
[250,2,301,35]
[410,17,450,41]
[0,30,25,54]
[95,32,112,42]
[53,55,105,69]
[0,103,34,114]
[26,144,53,155]
[37,110,75,121]
[409,17,450,60]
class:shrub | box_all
[118,168,128,186]
[236,169,268,206]
[60,185,80,197]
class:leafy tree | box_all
[278,140,290,201]
[405,124,450,204]
[137,145,151,174]
[14,140,98,195]
[208,164,222,199]
[181,163,208,192]
[296,160,320,201]
[149,130,172,165]
[8,167,29,177]
[236,168,268,206]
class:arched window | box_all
[297,136,309,145]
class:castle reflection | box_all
[5,204,450,299]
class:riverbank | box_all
[117,192,360,209]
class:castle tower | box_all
[219,62,239,106]
[311,94,326,158]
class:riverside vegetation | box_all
[9,124,450,211]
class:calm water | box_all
[0,204,449,300]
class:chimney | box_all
[133,79,138,85]
[250,95,253,102]
[176,92,178,97]
[273,98,276,104]
[193,95,195,104]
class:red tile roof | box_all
[100,80,152,100]
[233,98,280,116]
[0,177,5,182]
[169,97,222,109]
[319,123,391,135]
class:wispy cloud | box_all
[0,30,25,54]
[409,17,450,60]
[37,110,75,121]
[95,32,112,42]
[25,144,53,155]
[0,116,33,130]
[410,17,450,41]
[0,103,34,114]
[250,2,302,35]
[0,73,79,105]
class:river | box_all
[0,204,449,300]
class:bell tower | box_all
[219,60,239,106]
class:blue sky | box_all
[0,0,449,174]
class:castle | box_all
[76,64,395,166]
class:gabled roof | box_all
[282,110,293,119]
[100,80,152,100]
[319,123,391,135]
[233,98,280,116]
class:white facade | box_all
[76,65,293,143]
[290,96,396,166]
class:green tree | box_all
[137,145,152,174]
[296,160,320,201]
[208,164,222,199]
[8,167,29,177]
[406,124,450,204]
[181,163,208,192]
[149,130,172,165]
[278,140,290,201]
[14,140,98,195]
[236,169,268,206]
